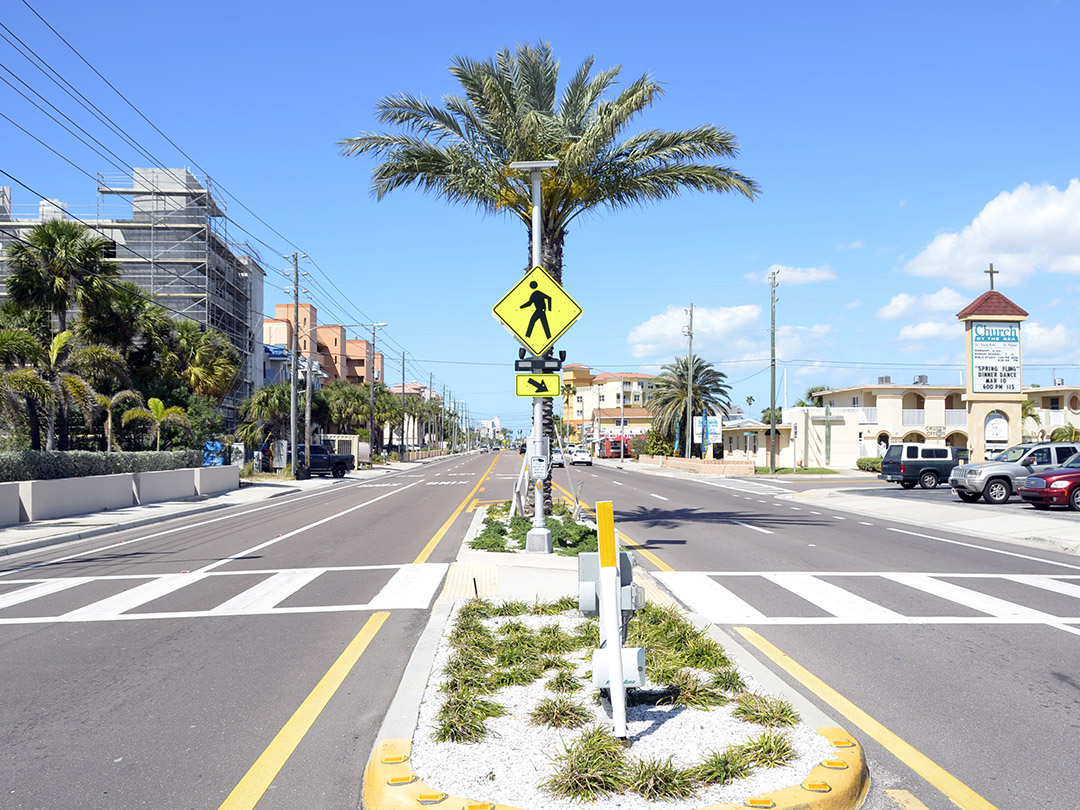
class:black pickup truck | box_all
[297,444,355,478]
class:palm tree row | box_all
[1,220,240,452]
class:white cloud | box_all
[744,263,837,285]
[846,299,863,309]
[837,240,865,250]
[905,179,1080,287]
[627,304,760,358]
[1023,321,1074,357]
[876,287,969,320]
[897,321,960,341]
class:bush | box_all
[0,450,204,482]
[644,429,674,457]
[856,456,881,472]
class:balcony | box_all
[1042,409,1066,428]
[945,409,967,426]
[858,407,877,424]
[902,409,925,426]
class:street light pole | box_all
[510,158,559,554]
[290,252,299,477]
[362,322,387,454]
[684,303,694,459]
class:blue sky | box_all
[3,1,1079,436]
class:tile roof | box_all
[955,291,1028,319]
[593,407,652,418]
[592,372,656,381]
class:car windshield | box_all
[1063,453,1080,469]
[995,446,1031,462]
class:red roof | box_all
[956,291,1028,319]
[592,372,655,382]
[592,407,651,418]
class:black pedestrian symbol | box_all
[521,280,552,340]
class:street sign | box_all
[493,265,583,356]
[515,373,561,397]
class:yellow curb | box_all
[363,727,867,810]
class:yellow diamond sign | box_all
[492,265,583,356]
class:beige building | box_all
[561,364,657,443]
[263,303,384,387]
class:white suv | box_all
[948,441,1080,504]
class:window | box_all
[599,395,605,402]
[905,446,919,459]
[1029,448,1052,465]
[633,395,640,402]
[924,448,948,459]
[852,396,859,406]
[576,396,583,403]
[1056,446,1077,464]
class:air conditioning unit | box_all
[878,376,892,384]
[913,375,928,385]
[1054,378,1064,386]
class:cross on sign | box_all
[985,262,998,290]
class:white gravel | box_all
[409,606,834,810]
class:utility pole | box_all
[363,322,387,454]
[302,318,314,478]
[289,252,299,478]
[684,303,694,459]
[401,350,406,455]
[429,372,434,449]
[442,384,447,452]
[620,376,625,462]
[769,268,779,474]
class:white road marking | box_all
[790,507,802,511]
[367,564,450,609]
[1005,574,1080,599]
[611,481,623,486]
[210,569,323,614]
[809,511,821,515]
[883,573,1060,620]
[0,577,91,608]
[859,521,873,526]
[730,520,773,534]
[764,572,903,620]
[888,527,1080,572]
[650,494,669,501]
[694,479,795,495]
[62,573,208,620]
[653,572,767,622]
[832,515,845,520]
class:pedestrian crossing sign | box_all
[492,265,583,356]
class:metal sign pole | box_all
[596,500,626,737]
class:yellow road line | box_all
[218,612,390,809]
[413,453,501,564]
[735,627,1000,810]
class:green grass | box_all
[692,746,754,785]
[626,757,698,801]
[529,696,592,728]
[659,670,730,710]
[740,730,796,768]
[432,688,506,743]
[544,726,629,801]
[546,669,581,693]
[732,693,801,727]
[755,466,837,474]
[711,666,747,694]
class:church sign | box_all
[971,321,1021,394]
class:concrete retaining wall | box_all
[195,465,239,495]
[134,468,197,505]
[0,482,20,528]
[19,473,135,522]
[636,454,756,475]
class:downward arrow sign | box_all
[528,378,550,393]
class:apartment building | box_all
[561,364,657,443]
[263,302,383,387]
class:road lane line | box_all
[0,577,91,608]
[730,520,773,534]
[62,573,208,619]
[735,627,1001,810]
[764,572,903,621]
[197,482,422,574]
[412,452,501,564]
[888,527,1080,571]
[210,570,323,614]
[611,481,623,486]
[218,612,389,810]
[653,572,767,622]
[650,493,669,501]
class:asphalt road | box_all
[558,463,1080,810]
[0,453,498,810]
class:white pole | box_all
[596,501,626,737]
[525,165,552,553]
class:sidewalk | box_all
[0,457,442,558]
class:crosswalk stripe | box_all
[1003,574,1080,599]
[366,564,449,610]
[652,572,767,622]
[0,577,91,609]
[765,573,903,621]
[882,573,1060,620]
[61,574,207,619]
[211,570,324,614]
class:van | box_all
[879,443,968,489]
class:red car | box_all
[1018,454,1080,510]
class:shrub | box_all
[856,456,882,472]
[644,429,674,457]
[0,450,204,482]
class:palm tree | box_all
[340,40,758,284]
[323,379,369,434]
[795,385,830,407]
[35,331,124,451]
[647,354,731,450]
[0,326,51,449]
[1051,424,1080,442]
[168,320,240,403]
[5,220,120,333]
[561,382,577,442]
[96,389,144,452]
[121,397,192,451]
[1021,399,1041,436]
[236,382,292,445]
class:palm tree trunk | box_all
[26,396,42,451]
[58,401,69,451]
[45,407,56,451]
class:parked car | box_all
[1018,454,1080,510]
[879,443,968,489]
[479,446,490,453]
[518,442,527,455]
[551,449,565,467]
[948,441,1080,504]
[570,447,592,466]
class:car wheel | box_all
[1070,488,1080,512]
[900,481,916,489]
[332,463,346,478]
[983,479,1011,504]
[919,471,939,489]
[956,491,981,503]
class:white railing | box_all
[859,407,877,424]
[1042,409,1066,427]
[902,409,925,426]
[945,409,967,426]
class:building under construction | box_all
[0,168,265,427]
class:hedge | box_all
[0,450,204,482]
[856,456,882,472]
